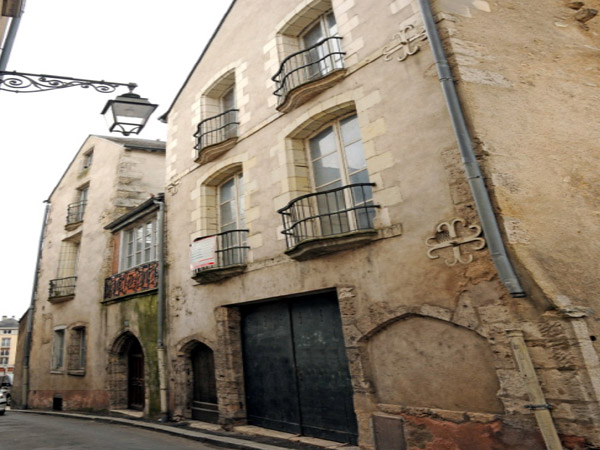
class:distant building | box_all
[0,316,18,378]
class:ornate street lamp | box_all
[0,70,157,136]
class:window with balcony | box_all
[273,5,345,113]
[104,218,159,301]
[194,71,239,164]
[51,328,65,371]
[278,114,378,259]
[192,171,248,283]
[68,327,86,375]
[66,185,88,226]
[49,238,80,301]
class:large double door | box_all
[242,292,357,444]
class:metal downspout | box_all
[0,2,25,72]
[417,0,525,297]
[22,200,50,409]
[153,198,168,422]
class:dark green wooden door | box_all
[242,292,357,443]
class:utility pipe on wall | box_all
[417,0,525,297]
[22,200,50,409]
[153,197,168,422]
[507,330,563,450]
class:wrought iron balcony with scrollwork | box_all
[192,229,249,283]
[272,36,345,112]
[66,200,87,225]
[278,183,379,259]
[49,276,77,299]
[194,109,239,163]
[103,261,158,301]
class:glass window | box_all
[301,11,343,80]
[1,338,10,347]
[308,114,374,234]
[218,173,246,266]
[68,327,86,372]
[121,218,158,271]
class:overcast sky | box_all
[0,0,232,320]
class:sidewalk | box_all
[11,409,358,450]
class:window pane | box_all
[313,153,342,189]
[345,141,367,174]
[326,12,337,35]
[309,127,336,160]
[222,87,236,111]
[340,115,361,145]
[236,174,245,228]
[303,20,324,48]
[220,178,235,203]
[220,201,235,228]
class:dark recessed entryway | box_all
[241,291,357,444]
[191,342,219,423]
[127,338,145,411]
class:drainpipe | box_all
[507,330,563,449]
[22,200,50,409]
[153,197,168,422]
[417,0,525,298]
[0,1,25,72]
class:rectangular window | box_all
[120,219,158,271]
[1,338,10,347]
[0,357,7,365]
[0,349,9,356]
[68,327,86,373]
[57,240,80,279]
[82,149,94,170]
[52,329,65,371]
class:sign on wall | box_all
[191,236,217,270]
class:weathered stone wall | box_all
[163,0,600,448]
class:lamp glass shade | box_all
[101,92,158,136]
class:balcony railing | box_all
[66,200,87,225]
[194,109,239,154]
[49,276,77,299]
[272,36,345,107]
[103,261,158,301]
[192,229,249,280]
[278,183,379,252]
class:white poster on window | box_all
[190,236,217,270]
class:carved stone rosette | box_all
[426,218,486,266]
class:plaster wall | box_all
[28,136,165,412]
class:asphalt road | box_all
[0,411,228,449]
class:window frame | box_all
[68,326,86,374]
[51,327,66,372]
[119,218,158,272]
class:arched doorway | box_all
[107,332,145,412]
[127,338,145,410]
[190,342,218,422]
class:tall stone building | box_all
[22,135,165,415]
[159,0,600,449]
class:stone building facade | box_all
[23,135,165,415]
[160,0,600,449]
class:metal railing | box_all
[194,109,239,154]
[49,276,77,298]
[192,229,249,275]
[66,200,87,224]
[272,36,344,104]
[103,261,158,300]
[278,183,378,249]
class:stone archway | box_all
[107,332,145,411]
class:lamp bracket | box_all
[0,70,137,94]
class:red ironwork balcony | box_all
[103,261,158,301]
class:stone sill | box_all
[285,230,378,261]
[192,264,246,284]
[377,403,500,424]
[276,69,346,114]
[67,369,86,377]
[65,221,83,231]
[195,137,238,165]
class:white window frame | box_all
[0,338,10,347]
[119,218,158,272]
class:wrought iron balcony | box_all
[49,276,77,299]
[192,229,249,283]
[103,261,158,301]
[66,200,87,225]
[278,183,379,260]
[272,36,345,113]
[194,109,239,164]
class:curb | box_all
[10,409,327,450]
